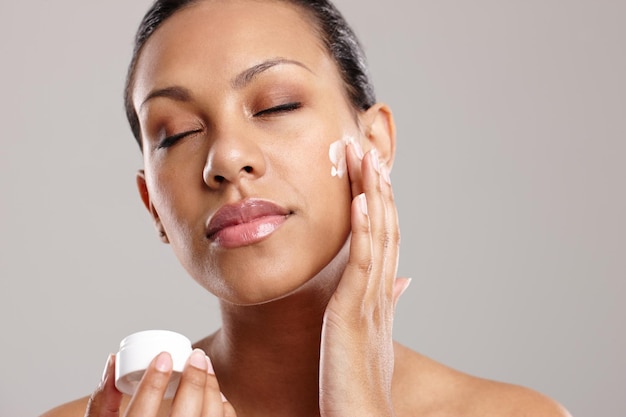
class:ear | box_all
[359,103,397,169]
[136,170,169,244]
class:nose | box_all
[202,130,266,189]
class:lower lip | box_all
[210,215,288,248]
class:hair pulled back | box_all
[124,0,376,149]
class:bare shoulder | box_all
[392,342,572,417]
[39,396,90,417]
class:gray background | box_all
[1,1,624,416]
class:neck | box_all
[200,249,346,417]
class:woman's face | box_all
[132,0,363,304]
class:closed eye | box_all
[158,128,203,149]
[253,102,302,117]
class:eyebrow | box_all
[231,58,313,89]
[140,86,192,111]
[140,58,312,110]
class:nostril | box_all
[205,165,256,187]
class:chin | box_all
[191,237,351,306]
[196,265,322,306]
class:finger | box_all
[124,352,173,417]
[379,163,401,296]
[346,139,365,198]
[170,349,208,417]
[361,149,388,296]
[85,354,122,417]
[340,192,372,299]
[201,356,228,416]
[340,148,387,300]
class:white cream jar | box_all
[115,330,193,398]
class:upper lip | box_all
[205,198,291,238]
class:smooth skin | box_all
[42,1,571,416]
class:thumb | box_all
[392,277,412,309]
[85,354,123,417]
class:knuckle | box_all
[390,230,400,251]
[385,180,396,198]
[356,216,371,232]
[139,368,171,393]
[378,230,392,248]
[143,375,168,392]
[373,174,383,192]
[356,260,373,275]
[182,368,207,389]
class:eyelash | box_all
[156,102,301,149]
[254,102,302,117]
[158,128,203,149]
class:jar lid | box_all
[115,330,193,398]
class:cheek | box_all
[302,149,353,229]
[146,164,202,239]
[285,128,354,215]
[328,135,354,179]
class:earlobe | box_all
[361,103,397,169]
[136,170,169,244]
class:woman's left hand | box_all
[319,140,410,417]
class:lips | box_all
[206,198,291,248]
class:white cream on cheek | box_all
[328,135,354,178]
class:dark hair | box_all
[124,0,376,149]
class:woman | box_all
[43,0,570,416]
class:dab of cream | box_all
[329,136,353,178]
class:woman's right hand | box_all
[85,350,236,417]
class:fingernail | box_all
[205,355,215,375]
[381,164,391,185]
[221,392,228,402]
[189,349,207,370]
[101,353,113,383]
[155,352,173,372]
[400,278,412,297]
[369,149,380,173]
[357,193,368,215]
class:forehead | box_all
[132,0,337,106]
